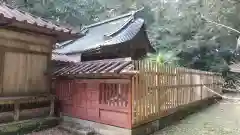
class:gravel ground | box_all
[153,93,240,135]
[26,128,73,135]
[26,94,240,135]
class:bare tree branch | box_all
[201,15,240,34]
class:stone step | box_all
[58,122,96,135]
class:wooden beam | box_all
[0,28,53,46]
[0,36,51,53]
[56,73,134,79]
[0,36,52,51]
[10,22,79,42]
[0,46,49,56]
[74,79,131,84]
[0,94,55,105]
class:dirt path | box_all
[153,93,240,135]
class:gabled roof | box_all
[54,9,149,54]
[0,3,82,42]
[52,57,135,77]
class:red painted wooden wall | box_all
[55,79,132,129]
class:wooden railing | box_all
[0,95,55,123]
[131,60,223,127]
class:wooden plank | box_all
[138,61,143,122]
[3,52,16,95]
[145,60,149,119]
[150,63,154,115]
[76,79,131,84]
[153,62,157,116]
[171,66,174,108]
[15,53,25,94]
[156,63,160,116]
[171,67,174,108]
[2,52,48,95]
[0,50,5,95]
[183,68,186,105]
[136,61,141,122]
[0,95,54,105]
[176,68,179,107]
[25,54,31,94]
[130,60,222,127]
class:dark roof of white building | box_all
[54,9,154,54]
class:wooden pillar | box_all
[49,99,55,116]
[128,81,132,128]
[14,102,20,121]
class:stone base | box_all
[222,89,240,93]
[62,116,131,135]
[0,117,59,135]
[62,96,221,135]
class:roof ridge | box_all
[104,16,134,38]
[83,8,144,30]
[79,57,132,64]
[85,12,134,29]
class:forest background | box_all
[2,0,240,76]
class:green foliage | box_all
[147,51,180,66]
[145,0,239,73]
[3,0,240,73]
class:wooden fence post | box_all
[130,60,222,127]
[129,81,133,128]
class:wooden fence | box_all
[55,60,223,129]
[131,60,223,127]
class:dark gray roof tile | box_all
[52,57,134,76]
[54,11,145,54]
